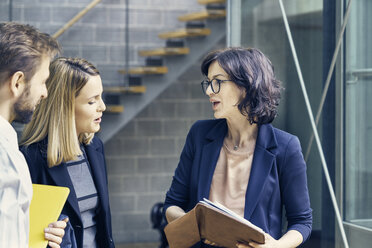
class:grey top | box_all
[66,146,99,248]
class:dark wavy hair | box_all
[201,47,282,125]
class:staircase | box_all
[100,0,226,143]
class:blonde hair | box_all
[20,57,100,167]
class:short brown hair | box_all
[0,22,60,85]
[201,47,282,125]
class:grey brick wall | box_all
[3,0,204,85]
[2,0,225,245]
[105,62,220,244]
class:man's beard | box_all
[13,88,35,124]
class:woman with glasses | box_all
[164,47,312,248]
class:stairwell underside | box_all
[99,20,226,143]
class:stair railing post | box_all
[124,0,130,88]
[9,0,13,21]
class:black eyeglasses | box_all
[200,78,231,94]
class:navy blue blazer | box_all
[20,136,115,248]
[164,119,312,245]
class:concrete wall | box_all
[104,59,218,243]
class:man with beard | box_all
[0,22,66,247]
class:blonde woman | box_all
[20,57,115,248]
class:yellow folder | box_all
[29,184,70,248]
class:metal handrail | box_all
[348,68,372,78]
[52,0,102,39]
[346,69,372,84]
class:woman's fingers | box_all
[44,219,68,247]
[44,226,65,238]
[47,240,61,248]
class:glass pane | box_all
[229,0,324,239]
[345,0,372,230]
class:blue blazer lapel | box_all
[244,124,277,220]
[38,138,81,220]
[46,137,107,224]
[84,138,108,211]
[47,161,81,219]
[198,120,227,200]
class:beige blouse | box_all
[209,136,256,217]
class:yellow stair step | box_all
[105,105,124,113]
[198,0,226,4]
[118,66,168,75]
[158,28,211,39]
[139,47,190,56]
[104,86,146,94]
[178,10,226,22]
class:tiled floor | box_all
[116,236,319,248]
[116,243,160,248]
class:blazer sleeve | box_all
[280,136,312,243]
[163,122,197,216]
[96,137,109,187]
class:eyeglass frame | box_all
[200,78,231,94]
